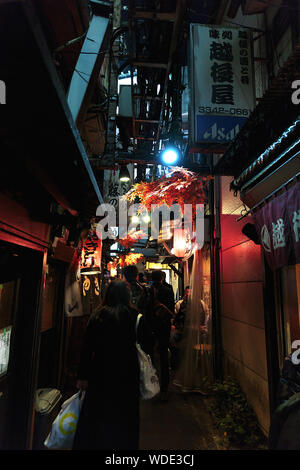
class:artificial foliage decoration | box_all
[118,229,147,249]
[124,253,144,265]
[123,167,213,213]
[107,253,144,271]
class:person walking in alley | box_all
[72,280,151,450]
[141,283,172,402]
[123,264,144,308]
[161,271,175,301]
[151,270,174,314]
[170,286,191,370]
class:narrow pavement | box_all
[140,384,221,451]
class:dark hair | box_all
[151,270,163,283]
[102,279,130,307]
[123,265,138,282]
[139,284,157,319]
[95,280,134,319]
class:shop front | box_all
[225,118,300,427]
[0,195,49,449]
[250,179,300,372]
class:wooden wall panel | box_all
[221,281,265,329]
[222,241,262,283]
[222,316,268,379]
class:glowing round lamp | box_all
[119,165,131,182]
[143,214,151,223]
[131,215,140,224]
[161,146,180,165]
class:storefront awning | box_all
[252,180,300,270]
[214,44,300,180]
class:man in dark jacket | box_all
[151,270,174,314]
[123,265,144,308]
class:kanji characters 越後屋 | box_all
[293,210,300,242]
[212,84,234,105]
[211,62,233,83]
[210,41,233,62]
[272,218,286,249]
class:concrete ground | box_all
[140,384,222,451]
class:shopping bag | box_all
[136,314,160,400]
[44,391,85,449]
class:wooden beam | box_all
[133,61,167,69]
[134,11,176,21]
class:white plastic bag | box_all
[136,314,160,400]
[44,391,85,449]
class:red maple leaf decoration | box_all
[123,167,213,214]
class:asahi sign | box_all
[190,24,255,146]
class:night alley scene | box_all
[0,0,300,457]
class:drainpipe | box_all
[210,170,223,381]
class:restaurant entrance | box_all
[0,241,44,449]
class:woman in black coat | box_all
[72,279,151,450]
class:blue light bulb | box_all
[161,148,179,165]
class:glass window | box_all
[281,264,300,355]
[0,281,16,377]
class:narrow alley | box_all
[1,0,300,454]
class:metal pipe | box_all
[209,174,223,381]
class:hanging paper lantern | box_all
[172,227,187,258]
[80,228,102,275]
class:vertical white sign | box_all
[0,80,6,104]
[103,164,133,209]
[190,24,255,145]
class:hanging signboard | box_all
[103,165,133,210]
[252,181,300,270]
[189,24,255,148]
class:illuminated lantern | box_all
[80,228,102,275]
[172,227,186,258]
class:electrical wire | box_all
[75,69,90,84]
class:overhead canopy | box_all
[0,0,104,219]
[214,43,300,182]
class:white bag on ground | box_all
[136,314,160,400]
[44,391,85,449]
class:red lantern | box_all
[80,228,102,275]
[172,227,186,258]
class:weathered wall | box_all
[220,177,270,435]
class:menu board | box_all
[0,326,12,377]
